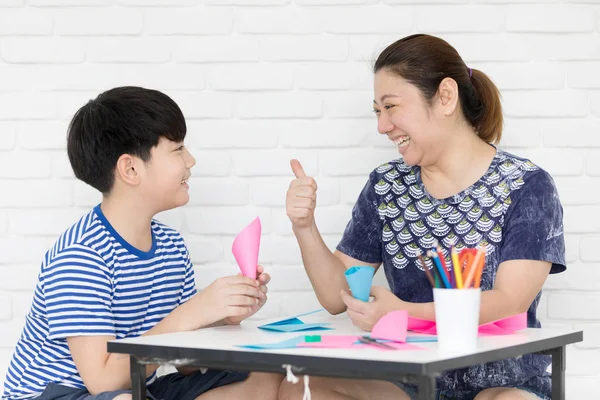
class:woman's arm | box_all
[294,224,379,314]
[398,259,551,324]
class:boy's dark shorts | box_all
[35,369,249,400]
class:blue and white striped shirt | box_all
[3,205,196,399]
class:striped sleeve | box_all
[43,244,115,339]
[179,245,197,306]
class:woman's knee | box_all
[474,388,540,400]
[245,372,284,399]
[278,376,341,400]
[279,376,409,400]
[112,394,132,400]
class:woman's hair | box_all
[374,34,502,144]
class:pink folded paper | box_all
[407,316,437,334]
[371,310,408,343]
[479,312,527,336]
[232,217,261,278]
[407,313,527,336]
[356,341,423,351]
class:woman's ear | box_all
[437,77,460,116]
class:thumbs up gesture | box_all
[286,159,318,230]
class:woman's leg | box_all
[195,372,283,400]
[278,376,412,400]
[474,387,543,400]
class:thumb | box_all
[290,159,307,179]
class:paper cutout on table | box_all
[407,316,437,334]
[238,336,306,350]
[232,217,261,278]
[239,335,424,351]
[371,310,408,343]
[407,313,527,336]
[297,335,358,348]
[358,341,424,351]
[344,266,375,302]
[478,312,527,336]
[405,335,438,343]
[257,309,332,332]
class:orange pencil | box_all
[474,254,485,288]
[459,249,475,284]
[464,246,485,288]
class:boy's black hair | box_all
[67,86,186,194]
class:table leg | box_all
[130,356,147,400]
[550,346,566,400]
[417,374,436,400]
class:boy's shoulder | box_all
[151,218,184,241]
[45,208,104,262]
[150,218,188,253]
[43,207,189,268]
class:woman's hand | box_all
[340,286,406,331]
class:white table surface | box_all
[110,312,579,365]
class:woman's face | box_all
[373,69,445,167]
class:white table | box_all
[107,314,582,400]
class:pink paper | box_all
[297,336,359,348]
[478,312,526,335]
[356,342,425,351]
[408,313,527,336]
[478,326,516,336]
[232,217,261,278]
[482,312,527,331]
[371,310,408,343]
[411,327,438,335]
[407,316,436,332]
[297,335,424,351]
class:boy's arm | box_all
[68,275,260,394]
[68,292,213,393]
[67,298,196,394]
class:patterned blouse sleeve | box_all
[498,169,566,273]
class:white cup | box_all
[433,288,481,354]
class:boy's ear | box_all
[115,154,141,187]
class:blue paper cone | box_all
[344,266,375,302]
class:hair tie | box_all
[468,68,473,78]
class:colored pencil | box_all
[464,246,485,288]
[474,255,485,288]
[428,250,451,289]
[451,246,464,289]
[417,253,436,288]
[435,244,452,285]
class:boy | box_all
[2,87,282,400]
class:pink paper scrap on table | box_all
[295,311,421,351]
[297,335,423,351]
[407,313,527,336]
[232,217,261,278]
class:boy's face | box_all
[140,137,196,212]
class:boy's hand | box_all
[192,274,262,328]
[286,159,317,230]
[224,265,271,325]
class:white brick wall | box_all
[0,1,598,397]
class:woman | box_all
[280,34,565,400]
